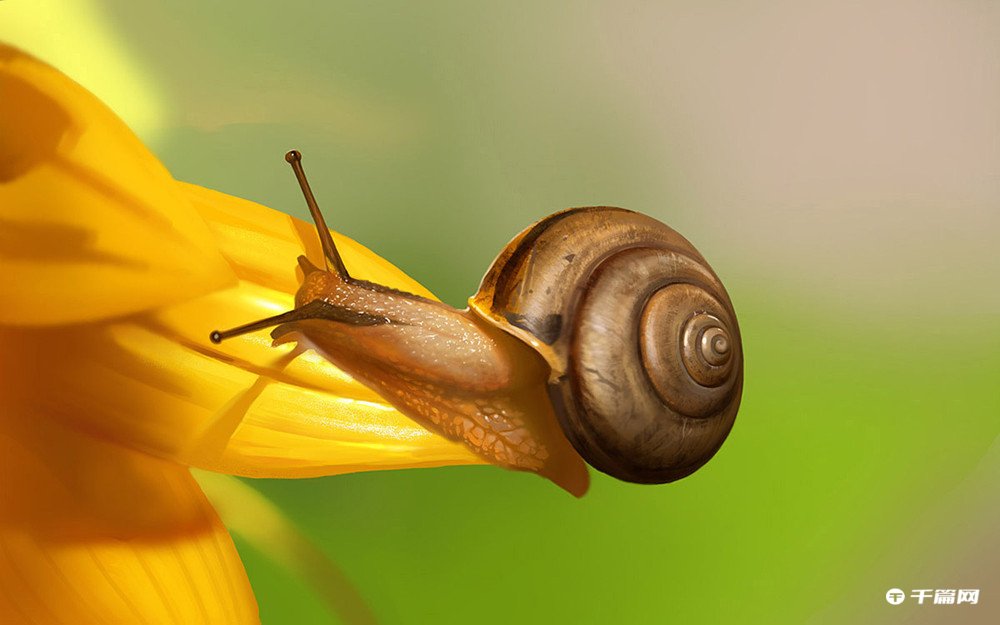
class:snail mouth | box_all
[270,322,301,346]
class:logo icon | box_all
[886,588,906,605]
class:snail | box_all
[211,151,743,496]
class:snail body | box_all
[273,260,591,495]
[212,151,742,495]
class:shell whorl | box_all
[470,207,742,484]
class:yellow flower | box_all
[0,44,483,623]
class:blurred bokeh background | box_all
[3,1,998,623]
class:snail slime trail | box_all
[211,151,743,494]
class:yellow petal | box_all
[0,414,259,624]
[0,44,235,325]
[0,178,482,476]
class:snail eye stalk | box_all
[209,150,355,345]
[210,301,331,344]
[284,149,350,280]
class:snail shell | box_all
[469,207,743,484]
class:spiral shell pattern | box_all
[471,207,742,483]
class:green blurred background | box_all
[4,1,998,623]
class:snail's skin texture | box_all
[471,208,743,484]
[273,258,591,496]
